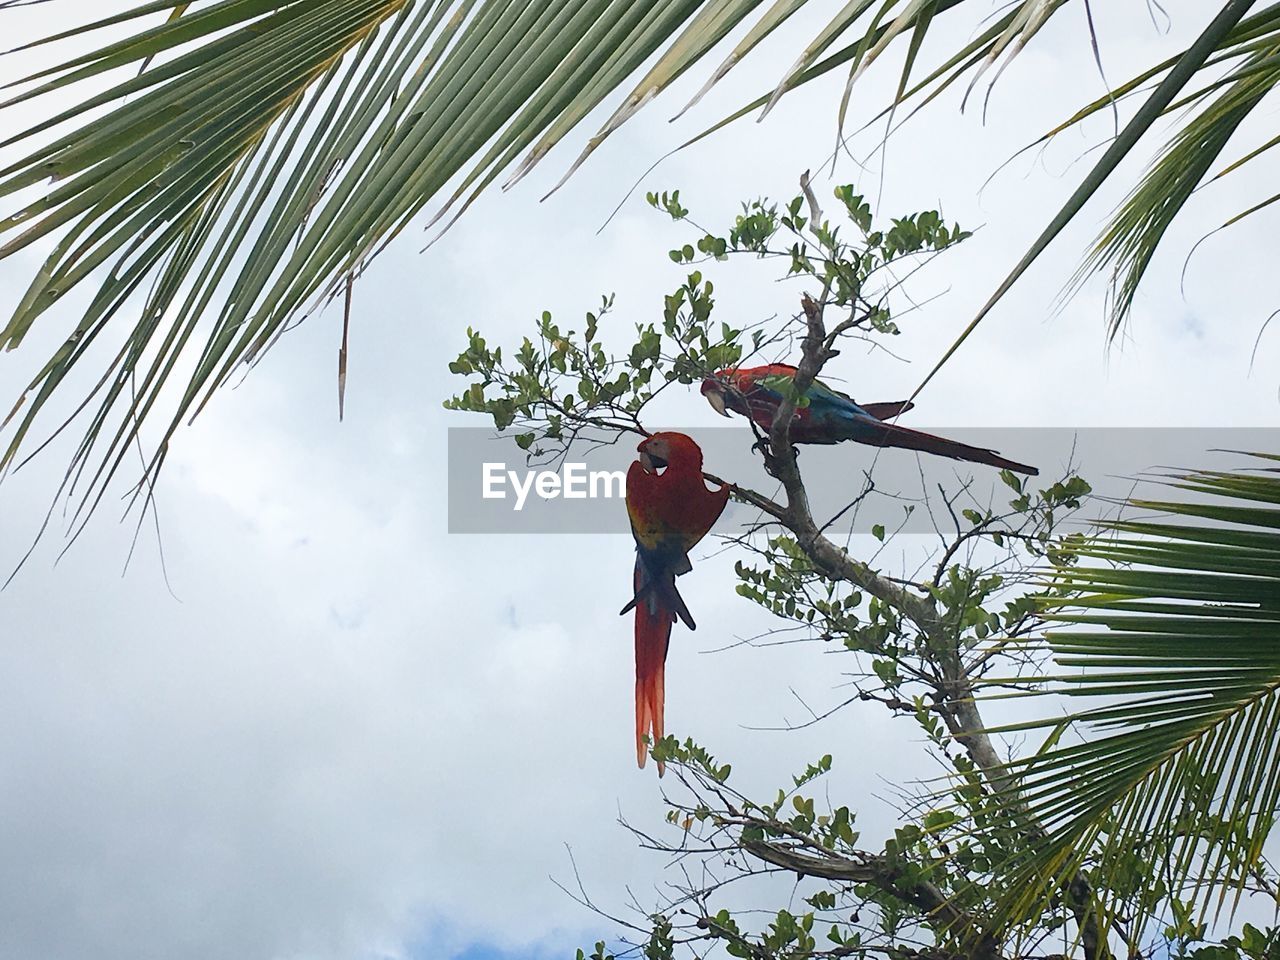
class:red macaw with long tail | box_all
[621,432,730,774]
[701,364,1038,476]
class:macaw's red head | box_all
[699,370,736,418]
[637,432,704,474]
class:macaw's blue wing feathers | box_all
[705,366,1037,475]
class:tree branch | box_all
[764,292,938,627]
[742,840,999,960]
[755,290,1104,959]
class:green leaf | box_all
[984,452,1280,936]
[906,0,1258,401]
[4,0,1273,542]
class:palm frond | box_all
[0,1,1271,532]
[906,0,1259,401]
[1082,38,1280,335]
[0,0,1001,528]
[0,0,803,528]
[987,453,1280,939]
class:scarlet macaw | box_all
[701,364,1038,476]
[621,432,730,773]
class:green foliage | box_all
[445,187,1127,960]
[982,454,1280,940]
[576,943,616,960]
[3,0,1274,537]
[450,187,1113,960]
[0,0,991,525]
[1070,8,1280,334]
[443,271,740,456]
[443,183,1277,960]
[1184,923,1280,960]
[650,187,968,338]
[910,1,1265,400]
[447,185,968,456]
[731,464,1089,687]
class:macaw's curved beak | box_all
[639,451,668,474]
[705,386,730,418]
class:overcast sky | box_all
[0,4,1277,960]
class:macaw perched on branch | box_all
[701,364,1038,476]
[621,432,730,774]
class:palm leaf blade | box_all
[987,454,1280,936]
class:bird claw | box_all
[752,436,801,480]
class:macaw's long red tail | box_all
[633,564,675,775]
[849,419,1039,476]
